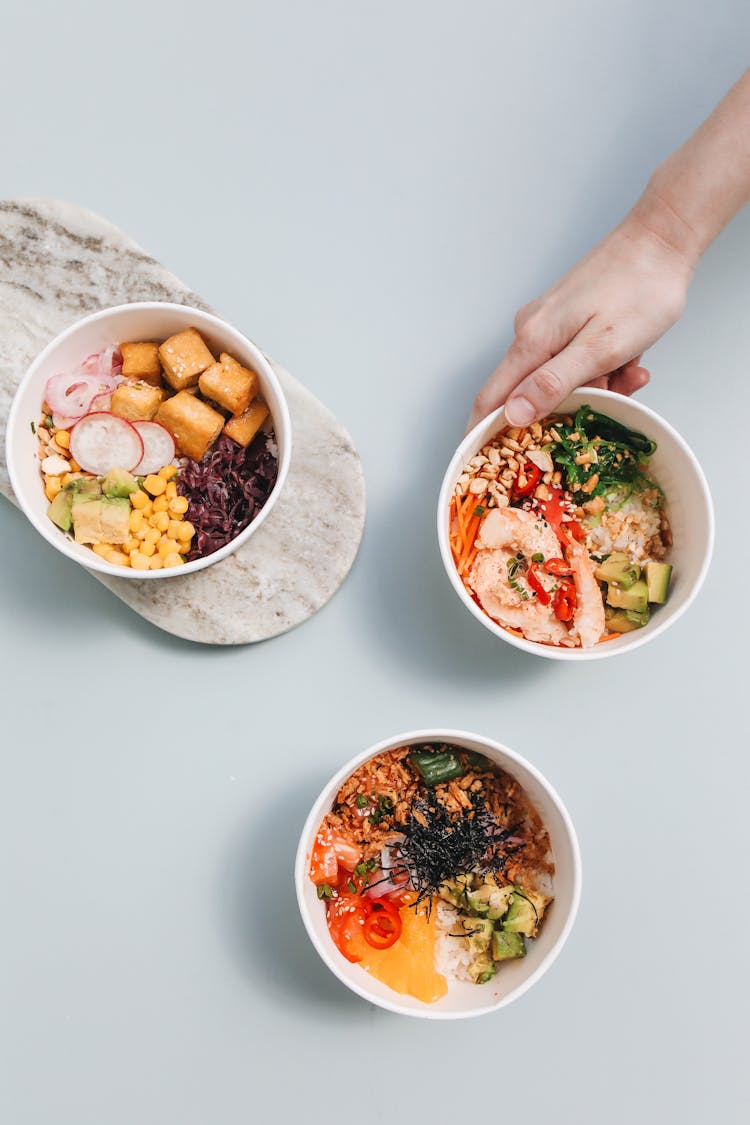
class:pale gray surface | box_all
[0,200,365,644]
[1,3,748,1124]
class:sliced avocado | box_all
[625,608,650,627]
[594,551,641,589]
[438,874,475,909]
[47,490,73,532]
[72,496,130,546]
[606,578,649,614]
[461,915,493,954]
[64,476,101,496]
[467,881,515,922]
[604,608,646,634]
[502,891,539,937]
[646,560,672,604]
[468,951,496,984]
[101,468,139,499]
[492,930,526,961]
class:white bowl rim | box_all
[6,301,292,579]
[437,388,715,660]
[294,727,582,1020]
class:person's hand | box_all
[467,204,698,432]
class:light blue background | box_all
[2,3,748,1123]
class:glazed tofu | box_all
[223,399,269,447]
[199,353,259,415]
[159,328,215,391]
[120,342,162,385]
[110,381,166,422]
[156,390,224,460]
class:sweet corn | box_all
[135,526,149,541]
[163,552,183,568]
[145,527,160,545]
[152,495,169,513]
[68,459,81,472]
[167,519,182,539]
[44,476,62,501]
[55,430,70,449]
[169,496,189,515]
[141,502,153,518]
[130,551,151,570]
[140,541,156,558]
[158,537,175,558]
[104,550,129,566]
[149,555,164,570]
[91,543,112,558]
[176,538,191,554]
[153,512,169,533]
[130,489,149,510]
[158,464,178,481]
[129,509,144,532]
[176,521,195,542]
[165,481,177,499]
[124,537,140,554]
[144,473,167,496]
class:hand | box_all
[467,205,697,432]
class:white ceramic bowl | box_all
[6,302,292,579]
[437,389,714,660]
[295,728,581,1019]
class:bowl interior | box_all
[7,303,291,578]
[296,730,580,1018]
[438,389,714,659]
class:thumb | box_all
[505,329,621,425]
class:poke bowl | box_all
[6,302,291,578]
[295,728,581,1019]
[437,388,713,660]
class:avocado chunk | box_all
[467,881,515,922]
[101,468,139,499]
[47,489,73,532]
[594,551,641,589]
[605,607,647,633]
[646,560,672,604]
[502,891,539,937]
[606,578,648,613]
[461,915,494,954]
[71,496,130,545]
[468,951,496,984]
[438,874,475,909]
[64,476,101,496]
[492,930,526,961]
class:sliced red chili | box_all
[526,562,551,605]
[363,905,402,950]
[552,580,577,622]
[544,557,573,577]
[514,461,542,497]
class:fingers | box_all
[608,362,650,396]
[466,334,551,433]
[504,330,616,425]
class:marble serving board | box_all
[0,200,365,644]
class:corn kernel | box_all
[124,537,140,554]
[163,552,183,568]
[145,527,160,545]
[141,502,153,518]
[158,464,178,481]
[91,543,112,558]
[176,538,191,554]
[165,481,177,499]
[135,526,149,541]
[153,512,169,533]
[44,476,62,501]
[158,538,176,558]
[129,509,144,532]
[130,551,151,570]
[152,495,169,513]
[144,473,167,496]
[176,521,195,542]
[149,555,164,570]
[169,496,189,515]
[68,459,81,472]
[54,430,70,449]
[130,489,149,510]
[104,550,129,566]
[140,541,156,558]
[167,519,182,539]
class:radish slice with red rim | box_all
[45,372,117,418]
[131,422,176,475]
[70,412,144,475]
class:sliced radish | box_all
[70,412,144,474]
[45,372,117,418]
[81,346,123,379]
[131,421,176,475]
[52,411,83,429]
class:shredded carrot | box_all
[598,632,622,643]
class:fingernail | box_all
[505,396,535,426]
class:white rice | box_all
[434,901,476,982]
[585,492,662,564]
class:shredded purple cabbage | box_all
[177,433,278,561]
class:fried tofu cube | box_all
[155,391,224,461]
[110,381,166,422]
[120,342,162,385]
[199,353,259,415]
[159,328,214,391]
[223,398,269,448]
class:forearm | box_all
[632,67,750,265]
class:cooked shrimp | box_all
[468,508,574,646]
[565,537,606,648]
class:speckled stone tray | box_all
[0,200,365,644]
